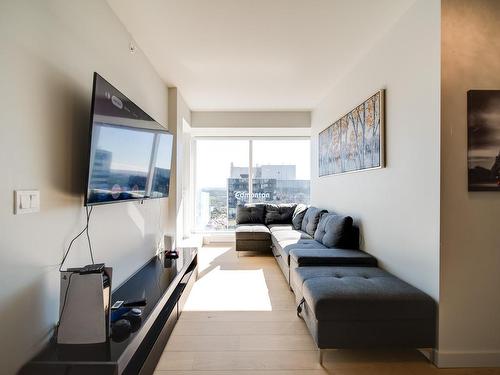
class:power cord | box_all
[56,271,76,334]
[59,206,94,271]
[56,206,96,338]
[85,206,95,265]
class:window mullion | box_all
[248,139,253,203]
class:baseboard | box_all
[434,349,500,368]
[418,348,433,362]
[202,232,235,244]
[177,235,204,249]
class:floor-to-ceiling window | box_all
[194,138,310,231]
[195,140,250,231]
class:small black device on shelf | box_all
[164,250,179,259]
[67,263,105,274]
[111,308,144,342]
[111,298,147,322]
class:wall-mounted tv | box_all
[85,73,173,206]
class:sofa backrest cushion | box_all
[265,204,296,225]
[292,204,309,230]
[350,226,360,249]
[313,212,354,248]
[301,207,327,236]
[236,204,266,224]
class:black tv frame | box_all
[84,72,173,207]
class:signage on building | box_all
[234,191,270,200]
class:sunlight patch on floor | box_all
[197,245,234,272]
[184,266,273,311]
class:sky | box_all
[196,139,311,189]
[95,124,172,171]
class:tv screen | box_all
[85,73,173,206]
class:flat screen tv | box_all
[85,73,173,206]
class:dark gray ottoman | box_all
[292,266,436,362]
[235,224,271,252]
[289,249,378,304]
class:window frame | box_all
[192,136,310,233]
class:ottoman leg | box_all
[318,349,324,366]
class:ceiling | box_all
[107,0,415,110]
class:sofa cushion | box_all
[265,204,296,225]
[313,213,354,248]
[348,226,360,250]
[293,266,371,297]
[289,248,377,267]
[296,267,436,321]
[272,230,313,243]
[268,224,294,232]
[274,238,327,265]
[300,207,327,237]
[235,224,271,241]
[236,204,266,224]
[292,204,308,230]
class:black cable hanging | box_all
[59,206,95,272]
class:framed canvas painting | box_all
[468,90,500,191]
[319,90,385,176]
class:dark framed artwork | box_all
[467,90,500,191]
[319,90,385,177]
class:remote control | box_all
[123,298,147,307]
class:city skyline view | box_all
[195,139,311,230]
[196,139,310,189]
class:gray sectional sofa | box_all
[235,203,436,363]
[235,204,376,281]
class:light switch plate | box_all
[14,190,40,214]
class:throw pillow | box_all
[235,204,266,224]
[292,204,308,230]
[264,204,296,225]
[301,207,327,237]
[313,213,354,248]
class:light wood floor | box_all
[155,244,500,375]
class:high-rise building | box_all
[91,149,112,188]
[226,163,309,228]
[230,163,296,180]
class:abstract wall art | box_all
[319,90,385,177]
[468,90,500,191]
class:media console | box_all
[21,247,198,375]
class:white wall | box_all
[438,0,500,367]
[0,1,169,373]
[167,88,192,245]
[191,111,310,128]
[310,0,441,299]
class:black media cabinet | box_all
[21,247,198,375]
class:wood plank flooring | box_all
[155,244,500,375]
